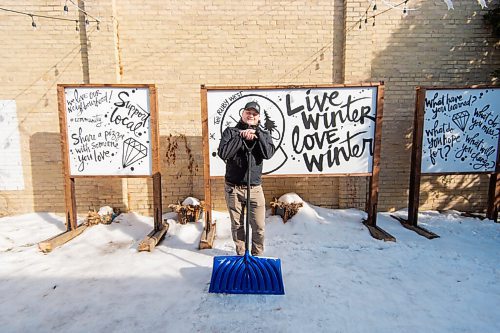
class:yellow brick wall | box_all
[0,0,498,218]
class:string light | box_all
[373,1,378,11]
[66,0,99,23]
[0,6,100,31]
[75,20,79,31]
[63,0,69,15]
[351,0,412,33]
[30,15,37,30]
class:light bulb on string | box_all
[359,19,362,29]
[401,0,408,17]
[372,16,376,27]
[75,20,79,32]
[373,1,377,11]
[96,21,100,31]
[365,10,368,24]
[31,15,37,30]
[63,1,69,15]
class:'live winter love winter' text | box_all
[286,89,375,172]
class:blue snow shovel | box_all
[209,140,284,295]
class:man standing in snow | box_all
[217,101,276,256]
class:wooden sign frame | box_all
[199,83,394,249]
[393,86,500,238]
[38,84,167,252]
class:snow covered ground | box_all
[0,197,499,333]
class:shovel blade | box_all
[209,253,284,295]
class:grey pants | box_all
[224,184,266,256]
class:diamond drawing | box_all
[122,137,148,168]
[452,111,470,132]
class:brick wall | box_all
[0,0,498,217]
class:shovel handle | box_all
[242,140,255,254]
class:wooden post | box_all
[153,172,162,231]
[487,135,500,221]
[137,172,168,251]
[362,83,395,242]
[366,83,384,227]
[57,86,78,231]
[199,85,216,249]
[149,85,162,231]
[66,177,77,230]
[137,85,169,250]
[408,87,425,227]
[486,171,499,221]
[392,87,439,239]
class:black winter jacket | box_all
[217,120,276,185]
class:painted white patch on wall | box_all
[0,100,24,190]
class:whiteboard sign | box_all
[206,86,378,176]
[63,86,153,176]
[421,88,500,173]
[0,100,24,190]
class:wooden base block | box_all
[138,223,169,252]
[390,215,440,239]
[38,224,88,253]
[199,222,216,250]
[362,220,396,242]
